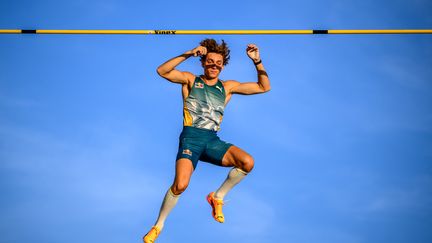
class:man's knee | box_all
[241,154,254,173]
[171,181,189,195]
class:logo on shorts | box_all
[182,149,192,156]
[195,82,204,89]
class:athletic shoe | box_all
[206,192,225,223]
[143,226,161,243]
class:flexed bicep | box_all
[157,69,193,84]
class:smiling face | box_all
[202,52,224,79]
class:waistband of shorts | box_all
[181,126,218,136]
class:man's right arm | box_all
[156,46,207,84]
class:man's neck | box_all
[201,75,218,85]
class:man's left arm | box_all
[228,44,271,95]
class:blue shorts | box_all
[176,126,233,169]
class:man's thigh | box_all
[200,137,233,166]
[220,145,252,168]
[173,158,195,184]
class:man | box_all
[143,39,270,243]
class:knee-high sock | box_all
[154,188,180,230]
[214,167,248,200]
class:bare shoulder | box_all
[222,79,240,92]
[183,71,196,82]
[182,71,197,87]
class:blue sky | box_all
[1,0,432,243]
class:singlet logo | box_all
[195,82,204,89]
[216,86,223,93]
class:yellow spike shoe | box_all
[143,226,161,243]
[206,192,225,223]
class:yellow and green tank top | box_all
[183,76,226,131]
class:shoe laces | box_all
[151,226,160,236]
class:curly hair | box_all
[199,39,230,66]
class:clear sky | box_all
[1,0,431,243]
